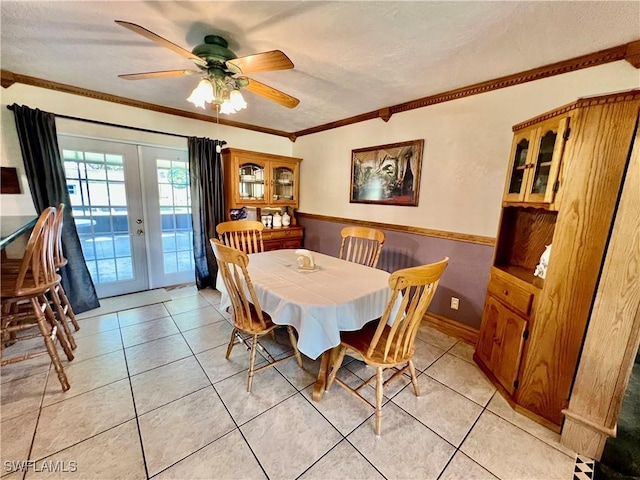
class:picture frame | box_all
[350,139,424,206]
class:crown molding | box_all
[293,42,634,138]
[511,88,640,131]
[0,70,291,139]
[2,40,637,141]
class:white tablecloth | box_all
[218,249,395,359]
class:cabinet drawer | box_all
[282,239,302,249]
[264,227,303,241]
[488,275,534,317]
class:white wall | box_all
[0,84,293,215]
[292,62,640,238]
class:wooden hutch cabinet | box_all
[474,90,640,431]
[222,148,303,250]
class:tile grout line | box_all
[17,358,52,480]
[296,388,387,480]
[158,308,273,480]
[116,311,151,480]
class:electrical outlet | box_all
[450,297,460,310]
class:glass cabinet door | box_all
[270,163,297,204]
[525,117,569,204]
[504,129,537,202]
[530,130,556,195]
[238,161,266,202]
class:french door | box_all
[59,136,194,298]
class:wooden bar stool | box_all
[2,204,79,347]
[50,203,80,333]
[1,207,73,391]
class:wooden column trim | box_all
[560,112,640,459]
[562,410,617,438]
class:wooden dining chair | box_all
[339,226,385,268]
[210,239,303,392]
[216,220,265,254]
[326,257,449,435]
[1,207,73,391]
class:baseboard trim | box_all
[423,312,479,345]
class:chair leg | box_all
[408,359,420,396]
[375,367,384,436]
[31,298,70,391]
[247,334,259,393]
[57,284,80,331]
[41,294,74,361]
[287,326,303,368]
[225,328,238,359]
[326,346,347,390]
[49,287,76,350]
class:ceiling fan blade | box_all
[115,20,207,67]
[227,50,293,74]
[243,78,299,109]
[118,70,200,80]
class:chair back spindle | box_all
[210,239,267,331]
[366,258,449,363]
[339,226,385,268]
[216,220,265,254]
[53,203,68,269]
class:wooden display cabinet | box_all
[503,116,569,207]
[222,147,304,249]
[474,90,640,431]
[222,148,301,210]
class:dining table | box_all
[218,248,397,400]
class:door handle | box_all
[136,229,144,235]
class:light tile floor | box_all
[1,286,578,479]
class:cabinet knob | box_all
[503,290,509,296]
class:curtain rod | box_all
[6,104,227,144]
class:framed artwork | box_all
[350,139,424,206]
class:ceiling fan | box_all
[115,20,300,113]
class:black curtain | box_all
[11,104,99,313]
[189,137,226,289]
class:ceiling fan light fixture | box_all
[229,89,247,111]
[187,79,214,109]
[187,77,247,114]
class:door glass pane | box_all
[508,139,529,194]
[273,166,294,200]
[62,149,134,284]
[156,159,194,274]
[531,130,557,195]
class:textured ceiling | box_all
[1,1,639,133]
